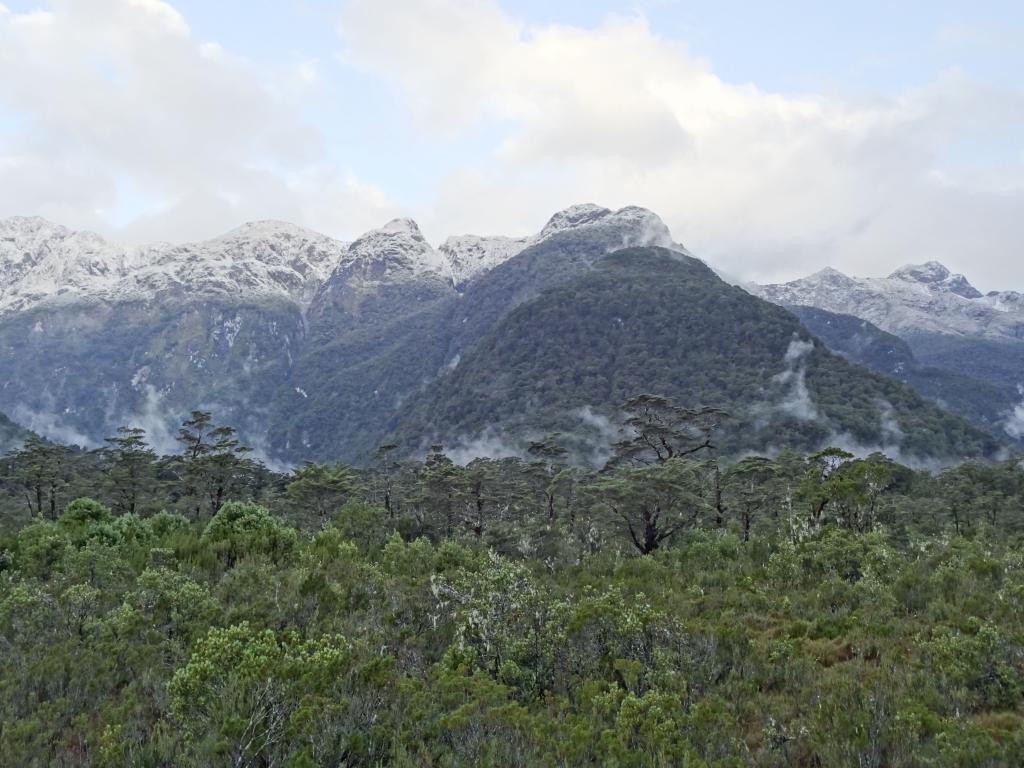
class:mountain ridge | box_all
[754,261,1024,341]
[1,206,1019,464]
[386,247,999,464]
[0,204,684,314]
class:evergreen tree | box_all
[103,426,156,515]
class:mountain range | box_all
[754,263,1024,443]
[0,206,1017,464]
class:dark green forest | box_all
[2,399,1024,766]
[389,250,1001,461]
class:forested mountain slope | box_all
[788,305,1018,439]
[0,411,30,454]
[390,248,999,462]
[0,206,674,461]
[756,262,1024,443]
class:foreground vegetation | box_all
[2,400,1024,766]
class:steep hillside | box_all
[788,306,1018,438]
[389,249,999,463]
[1,206,676,459]
[264,207,680,460]
[0,412,31,455]
[756,262,1024,442]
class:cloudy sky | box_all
[1,0,1022,289]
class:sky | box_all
[0,0,1022,289]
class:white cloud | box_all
[2,0,1023,292]
[1007,386,1024,441]
[0,0,397,243]
[340,0,1024,290]
[771,339,818,422]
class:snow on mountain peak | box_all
[214,219,329,242]
[889,260,951,283]
[537,204,675,248]
[756,261,1022,341]
[126,221,349,305]
[378,217,424,237]
[346,218,442,271]
[1,204,690,312]
[438,234,529,288]
[539,204,612,237]
[888,261,982,299]
[0,216,135,313]
[0,215,351,312]
[440,204,682,286]
[810,266,850,280]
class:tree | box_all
[457,457,526,540]
[416,446,461,538]
[609,394,726,468]
[800,447,855,525]
[526,433,568,523]
[832,453,898,531]
[285,461,361,525]
[168,623,356,767]
[374,443,400,519]
[103,426,156,515]
[595,458,708,555]
[202,501,298,566]
[175,411,255,517]
[5,436,71,519]
[722,456,780,541]
[549,465,588,534]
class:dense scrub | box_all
[2,408,1024,765]
[4,501,1024,765]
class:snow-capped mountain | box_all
[0,204,679,314]
[0,203,686,460]
[0,217,348,313]
[0,216,139,313]
[755,261,1024,444]
[122,221,348,306]
[439,203,681,287]
[754,261,1024,341]
[320,217,448,293]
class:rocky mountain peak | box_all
[340,218,445,278]
[539,204,612,237]
[756,259,1023,342]
[0,216,134,313]
[807,266,855,284]
[888,261,982,299]
[378,217,424,237]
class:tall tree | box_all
[103,426,156,515]
[416,445,461,538]
[526,433,568,523]
[595,458,708,555]
[176,411,255,517]
[722,456,779,541]
[374,443,400,519]
[800,447,855,526]
[285,462,361,525]
[6,436,71,519]
[609,394,725,468]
